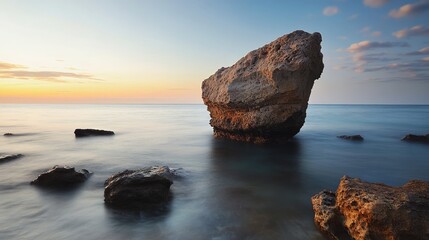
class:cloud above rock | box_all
[323,6,339,16]
[347,40,409,52]
[393,25,429,38]
[389,1,429,18]
[364,0,390,8]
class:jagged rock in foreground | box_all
[74,128,114,137]
[402,133,429,143]
[0,154,24,163]
[202,30,324,143]
[337,135,364,141]
[104,166,174,209]
[312,176,429,240]
[31,165,92,187]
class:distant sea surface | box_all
[1,104,428,240]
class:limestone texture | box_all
[312,176,429,240]
[202,30,324,143]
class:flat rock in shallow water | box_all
[0,154,24,163]
[104,166,174,209]
[402,133,429,143]
[202,30,324,143]
[312,176,429,240]
[74,128,114,137]
[337,135,364,141]
[31,165,92,187]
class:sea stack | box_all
[202,30,324,143]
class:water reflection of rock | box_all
[203,139,324,240]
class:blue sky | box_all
[0,0,428,103]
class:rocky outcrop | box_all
[0,154,24,163]
[104,166,174,209]
[312,176,429,240]
[202,30,324,143]
[31,165,92,187]
[4,133,14,136]
[402,133,429,143]
[337,135,364,141]
[74,129,114,137]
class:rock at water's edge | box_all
[202,30,324,143]
[74,129,114,137]
[104,166,174,209]
[312,176,429,240]
[0,154,24,163]
[402,133,429,143]
[337,135,364,141]
[31,165,92,187]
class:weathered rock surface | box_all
[202,30,324,143]
[0,154,24,163]
[104,166,174,209]
[31,165,92,187]
[312,176,429,240]
[402,133,429,143]
[337,135,364,141]
[74,128,114,137]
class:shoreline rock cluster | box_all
[312,176,429,240]
[202,30,324,143]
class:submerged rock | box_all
[4,133,14,136]
[104,166,174,209]
[31,165,92,187]
[0,154,24,163]
[337,135,364,141]
[202,30,324,143]
[312,176,429,240]
[74,128,114,137]
[402,134,429,143]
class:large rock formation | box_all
[104,166,174,209]
[312,176,429,240]
[202,30,324,143]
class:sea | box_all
[0,104,428,240]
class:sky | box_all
[1,0,429,104]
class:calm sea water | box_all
[0,104,428,240]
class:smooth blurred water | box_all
[0,104,428,240]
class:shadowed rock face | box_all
[0,154,24,163]
[202,30,324,143]
[312,176,429,240]
[31,165,92,187]
[402,134,429,143]
[74,129,114,137]
[104,166,174,209]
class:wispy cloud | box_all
[372,31,382,37]
[0,60,99,83]
[364,0,390,8]
[393,25,429,38]
[347,40,409,52]
[423,56,429,62]
[389,1,429,18]
[0,61,25,70]
[323,6,339,16]
[406,46,429,55]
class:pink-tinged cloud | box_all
[406,46,429,55]
[364,0,390,8]
[347,40,409,52]
[323,6,339,16]
[0,61,25,70]
[423,57,429,62]
[389,1,429,18]
[393,25,429,38]
[0,60,100,83]
[372,31,382,37]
